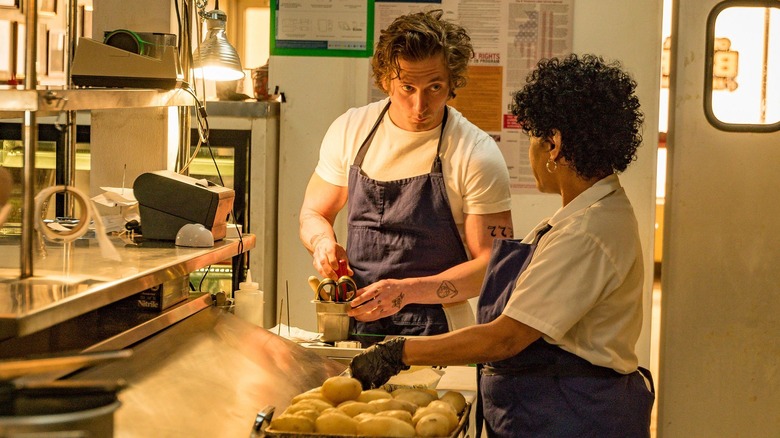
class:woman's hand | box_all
[348,279,407,321]
[349,337,409,389]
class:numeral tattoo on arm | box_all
[488,225,514,238]
[436,281,458,299]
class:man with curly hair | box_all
[351,54,655,437]
[299,10,513,339]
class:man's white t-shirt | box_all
[316,98,512,243]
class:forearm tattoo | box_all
[488,225,514,238]
[309,232,328,248]
[436,281,458,299]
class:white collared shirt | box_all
[503,174,644,374]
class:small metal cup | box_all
[313,301,352,342]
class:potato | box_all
[357,416,416,437]
[318,407,340,416]
[353,412,376,423]
[375,409,413,424]
[369,398,417,414]
[415,412,452,437]
[337,400,379,417]
[427,400,457,415]
[412,404,458,432]
[392,388,438,407]
[286,398,333,414]
[315,411,359,435]
[322,376,363,404]
[284,408,318,423]
[439,390,467,414]
[291,390,330,404]
[357,388,393,403]
[268,414,315,433]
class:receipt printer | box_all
[133,170,234,241]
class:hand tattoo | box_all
[391,293,404,309]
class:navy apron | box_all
[347,102,468,339]
[475,225,655,438]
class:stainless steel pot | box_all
[0,351,131,437]
[0,381,123,436]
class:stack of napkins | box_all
[383,366,445,391]
[92,186,137,208]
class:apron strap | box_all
[481,363,622,378]
[353,102,391,167]
[638,366,656,394]
[534,223,552,244]
[431,107,449,173]
[475,363,485,438]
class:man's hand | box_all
[310,234,352,280]
[349,337,410,389]
[348,279,407,322]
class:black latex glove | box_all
[349,337,410,389]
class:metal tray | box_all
[256,402,471,438]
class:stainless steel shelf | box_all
[0,88,39,112]
[0,87,195,113]
[0,234,255,340]
[199,100,280,118]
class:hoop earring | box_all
[546,159,558,173]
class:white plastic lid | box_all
[239,281,259,290]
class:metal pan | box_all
[0,349,133,381]
[255,402,472,438]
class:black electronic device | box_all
[133,171,235,241]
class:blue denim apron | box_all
[475,225,655,437]
[347,102,468,338]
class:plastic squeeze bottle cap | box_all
[239,281,259,290]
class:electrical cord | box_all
[177,1,245,276]
[204,137,244,256]
[198,264,211,292]
[178,85,210,174]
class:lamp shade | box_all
[192,9,244,81]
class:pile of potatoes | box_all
[268,375,467,437]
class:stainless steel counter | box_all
[73,306,345,437]
[0,234,255,340]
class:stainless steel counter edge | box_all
[0,234,255,340]
[83,293,215,354]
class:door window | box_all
[705,1,779,131]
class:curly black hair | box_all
[372,9,473,99]
[511,54,644,180]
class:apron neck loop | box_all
[353,102,450,172]
[534,224,552,245]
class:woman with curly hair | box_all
[351,54,655,437]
